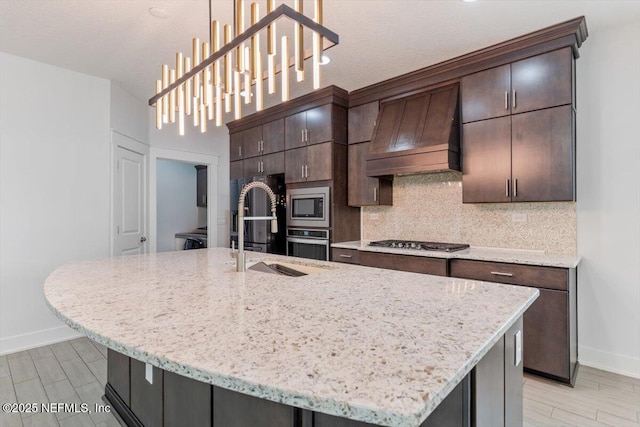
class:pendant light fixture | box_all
[150,0,338,135]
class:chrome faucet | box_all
[236,181,278,272]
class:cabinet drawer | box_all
[449,259,568,291]
[331,248,360,264]
[360,251,447,277]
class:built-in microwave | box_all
[287,186,330,228]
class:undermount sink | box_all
[248,262,307,277]
[247,259,329,277]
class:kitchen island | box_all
[44,248,538,427]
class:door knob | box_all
[140,236,147,243]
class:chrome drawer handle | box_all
[491,271,513,277]
[339,254,353,258]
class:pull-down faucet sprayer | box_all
[236,181,278,272]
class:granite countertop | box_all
[332,241,581,268]
[44,248,538,427]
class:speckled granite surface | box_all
[332,241,581,268]
[44,248,538,427]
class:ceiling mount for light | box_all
[150,0,339,136]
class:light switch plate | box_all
[515,330,522,367]
[145,362,153,384]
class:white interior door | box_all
[113,133,148,256]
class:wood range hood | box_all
[366,83,460,177]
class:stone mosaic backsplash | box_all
[362,172,577,255]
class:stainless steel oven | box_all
[286,228,330,261]
[287,186,330,228]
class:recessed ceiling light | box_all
[320,55,331,65]
[149,8,169,19]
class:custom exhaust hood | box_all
[366,83,461,177]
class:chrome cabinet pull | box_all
[304,165,309,178]
[506,179,510,198]
[491,271,514,277]
[339,254,353,258]
[512,90,516,109]
[239,145,242,157]
[514,179,518,197]
[261,140,264,152]
[301,165,305,179]
[373,187,377,202]
[301,129,305,143]
[505,91,509,110]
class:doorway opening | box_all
[156,159,208,252]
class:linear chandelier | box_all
[149,0,338,135]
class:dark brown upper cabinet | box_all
[285,142,333,184]
[234,119,285,160]
[348,142,392,206]
[285,104,334,150]
[461,48,576,203]
[243,151,285,178]
[348,101,379,144]
[347,100,392,207]
[366,84,460,176]
[230,132,244,161]
[461,48,573,123]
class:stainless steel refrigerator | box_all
[230,174,286,255]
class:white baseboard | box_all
[0,326,81,356]
[579,344,640,379]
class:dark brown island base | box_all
[104,318,523,427]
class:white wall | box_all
[148,110,229,248]
[0,53,111,353]
[110,83,149,144]
[156,159,202,252]
[576,20,640,377]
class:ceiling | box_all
[1,0,639,110]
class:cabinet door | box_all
[130,359,163,427]
[164,371,212,427]
[285,111,307,150]
[243,157,262,178]
[262,119,285,154]
[348,101,379,144]
[196,166,207,207]
[230,160,244,180]
[213,386,295,427]
[511,106,574,202]
[107,350,130,406]
[285,147,307,184]
[348,142,391,206]
[306,142,333,182]
[511,48,573,114]
[305,104,333,145]
[230,132,244,161]
[462,116,512,203]
[262,151,285,176]
[523,289,569,379]
[359,251,448,276]
[461,64,511,123]
[242,126,263,158]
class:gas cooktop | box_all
[368,240,470,252]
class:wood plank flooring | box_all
[0,337,119,427]
[1,339,639,426]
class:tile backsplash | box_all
[362,172,576,255]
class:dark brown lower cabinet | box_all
[107,349,130,406]
[359,251,447,277]
[213,386,296,427]
[164,371,212,427]
[130,359,163,427]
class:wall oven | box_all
[286,228,330,261]
[287,186,330,228]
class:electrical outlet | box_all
[512,213,528,223]
[368,213,379,221]
[217,215,226,225]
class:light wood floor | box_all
[1,338,639,426]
